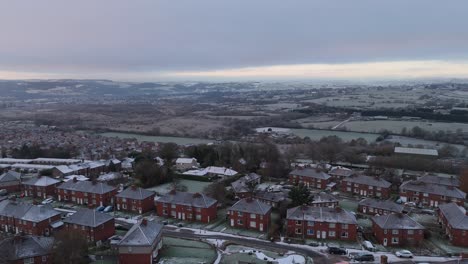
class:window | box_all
[307,229,314,235]
[423,193,428,197]
[163,203,168,208]
[328,231,336,237]
[42,256,47,262]
[195,207,201,212]
[341,231,348,238]
[163,209,167,215]
[295,228,302,234]
[295,220,302,225]
[250,221,256,228]
[171,204,176,209]
[329,223,336,228]
[237,219,243,225]
[392,237,399,244]
[308,221,314,226]
[238,212,243,217]
[407,230,414,235]
[369,208,374,212]
[384,229,387,234]
[250,213,256,219]
[392,230,399,235]
[342,224,348,229]
[196,214,201,221]
[23,257,34,264]
[122,198,126,202]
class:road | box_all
[332,117,351,130]
[162,228,332,264]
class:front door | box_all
[321,231,326,239]
[317,231,321,239]
[383,238,387,246]
[363,207,367,213]
[260,223,263,232]
[230,219,234,226]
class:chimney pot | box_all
[141,218,147,226]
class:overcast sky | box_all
[1,0,468,81]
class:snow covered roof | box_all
[287,206,357,224]
[0,235,54,261]
[119,219,163,247]
[372,213,424,230]
[22,176,60,186]
[176,158,197,164]
[156,190,217,208]
[63,175,89,182]
[394,147,438,157]
[116,186,155,200]
[229,198,271,215]
[57,180,117,194]
[0,170,21,182]
[439,203,468,230]
[184,166,238,177]
[63,208,114,227]
[289,168,331,180]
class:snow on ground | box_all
[115,217,138,224]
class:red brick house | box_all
[0,171,21,192]
[63,208,115,242]
[311,192,339,208]
[0,235,55,264]
[231,173,261,199]
[328,167,354,181]
[118,219,163,264]
[438,203,468,247]
[228,198,272,232]
[155,190,217,223]
[372,213,424,246]
[358,198,404,216]
[0,200,62,236]
[57,179,117,207]
[116,186,155,214]
[289,168,332,189]
[341,175,391,199]
[399,180,466,207]
[22,176,60,199]
[286,206,357,241]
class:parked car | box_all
[96,206,105,211]
[396,250,413,258]
[103,206,113,212]
[41,198,54,205]
[308,242,320,247]
[362,240,376,252]
[327,246,347,255]
[0,189,8,196]
[109,235,123,245]
[353,253,375,262]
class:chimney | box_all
[73,177,78,183]
[141,218,148,226]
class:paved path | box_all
[162,228,332,264]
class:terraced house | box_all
[228,198,272,232]
[399,180,466,207]
[56,179,117,207]
[311,192,339,208]
[63,208,115,242]
[288,168,332,189]
[286,206,357,241]
[0,235,55,264]
[115,186,155,214]
[22,176,60,199]
[0,200,62,236]
[155,190,217,223]
[0,170,21,192]
[341,175,391,199]
[372,213,425,246]
[438,203,468,247]
[358,198,404,216]
[118,219,163,264]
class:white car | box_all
[41,198,54,205]
[396,250,413,258]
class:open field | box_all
[290,128,380,142]
[99,132,213,145]
[159,237,216,264]
[341,120,468,133]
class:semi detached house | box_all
[286,206,357,241]
[155,190,217,223]
[56,179,117,207]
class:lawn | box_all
[159,237,216,264]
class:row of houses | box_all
[288,168,465,207]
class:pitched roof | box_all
[289,168,331,180]
[229,198,272,215]
[22,176,60,187]
[57,180,116,194]
[438,203,468,230]
[119,220,163,247]
[328,167,353,177]
[155,191,217,208]
[372,213,424,230]
[343,175,391,188]
[0,201,60,223]
[287,206,357,224]
[63,208,114,227]
[419,175,460,187]
[254,191,286,203]
[116,186,155,200]
[400,180,466,199]
[0,236,54,260]
[231,173,261,194]
[176,158,197,164]
[0,170,21,183]
[358,198,403,213]
[312,192,339,204]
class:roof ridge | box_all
[138,224,151,245]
